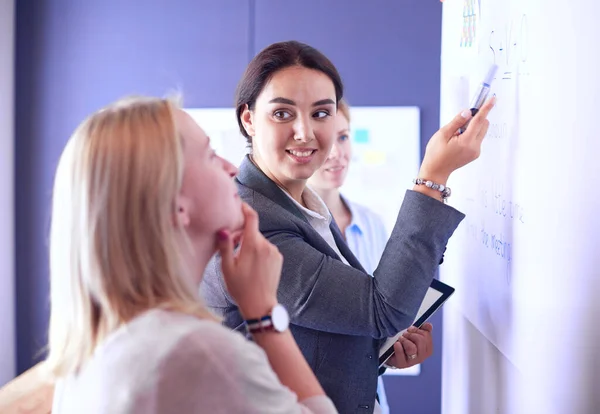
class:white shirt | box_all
[52,309,337,414]
[281,185,349,266]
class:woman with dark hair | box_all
[202,40,495,414]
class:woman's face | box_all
[174,109,243,237]
[240,66,337,191]
[308,112,351,191]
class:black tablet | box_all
[378,278,455,367]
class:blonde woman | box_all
[46,96,337,413]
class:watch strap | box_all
[247,320,276,334]
[244,315,271,326]
[243,304,289,334]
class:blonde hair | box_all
[337,98,351,124]
[46,96,215,378]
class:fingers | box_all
[386,324,435,370]
[240,203,261,244]
[405,325,434,357]
[230,229,244,247]
[440,109,473,137]
[467,97,496,140]
[440,96,496,139]
[399,336,418,357]
[390,339,408,368]
[269,244,284,267]
[475,119,490,142]
[216,230,234,276]
[474,96,496,120]
[420,322,433,333]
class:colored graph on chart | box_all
[460,0,478,47]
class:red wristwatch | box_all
[244,304,290,334]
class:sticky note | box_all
[362,150,386,166]
[353,129,370,144]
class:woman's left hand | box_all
[386,323,434,369]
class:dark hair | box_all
[234,41,344,142]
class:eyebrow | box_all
[268,97,336,107]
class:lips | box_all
[285,148,317,164]
[287,149,316,157]
[325,165,345,172]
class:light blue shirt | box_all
[341,196,391,414]
[342,196,389,275]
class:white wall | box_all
[440,0,600,412]
[0,0,16,386]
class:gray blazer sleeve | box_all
[202,190,464,339]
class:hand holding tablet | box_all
[379,279,455,368]
[384,322,434,369]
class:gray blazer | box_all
[201,156,465,414]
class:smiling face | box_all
[240,66,337,193]
[308,110,352,191]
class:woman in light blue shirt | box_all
[308,99,434,414]
[307,99,396,274]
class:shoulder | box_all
[88,311,246,365]
[100,311,244,364]
[53,311,253,412]
[157,316,252,371]
[236,180,305,234]
[140,313,281,413]
[141,312,267,396]
[144,311,284,379]
[155,316,312,413]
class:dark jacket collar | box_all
[236,155,367,272]
[236,155,308,223]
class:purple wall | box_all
[15,1,443,412]
[254,0,443,155]
[15,0,251,371]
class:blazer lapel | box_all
[237,155,365,273]
[235,155,308,223]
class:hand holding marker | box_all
[459,64,498,134]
